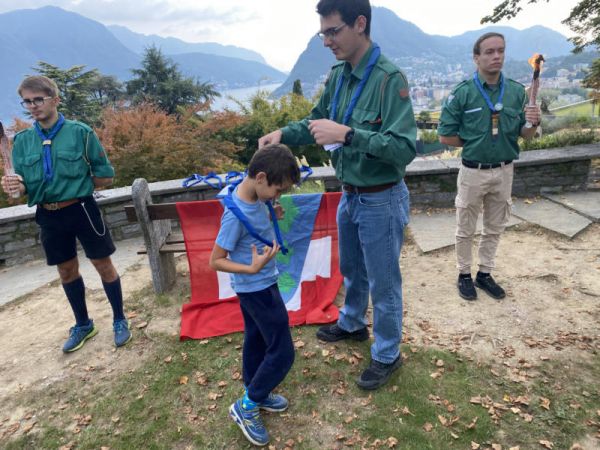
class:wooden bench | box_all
[125,178,188,294]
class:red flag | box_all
[178,193,342,339]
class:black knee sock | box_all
[103,277,125,321]
[62,277,89,327]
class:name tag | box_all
[492,113,499,138]
[464,107,482,114]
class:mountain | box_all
[108,25,267,64]
[0,6,139,122]
[171,53,285,88]
[0,7,285,123]
[274,6,577,96]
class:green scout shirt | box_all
[281,44,416,187]
[438,72,528,163]
[13,119,115,207]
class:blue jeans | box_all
[337,181,410,364]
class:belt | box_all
[462,159,513,170]
[342,182,396,194]
[40,199,80,210]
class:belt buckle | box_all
[46,202,59,210]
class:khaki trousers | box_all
[455,163,514,274]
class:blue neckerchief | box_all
[220,183,289,255]
[33,113,65,183]
[330,44,381,125]
[473,72,505,112]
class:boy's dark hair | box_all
[248,144,301,186]
[316,0,371,36]
[18,75,59,97]
[473,32,505,56]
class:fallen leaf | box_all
[136,321,148,329]
[164,356,173,363]
[22,421,36,434]
[387,437,398,448]
[471,443,480,450]
[539,440,553,449]
[111,416,120,423]
[294,340,305,349]
[436,359,445,367]
[491,444,502,450]
[218,381,228,388]
[539,397,551,410]
[126,311,138,319]
[179,376,189,385]
[423,422,433,432]
[451,432,459,439]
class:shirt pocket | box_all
[56,151,88,179]
[21,153,44,184]
[461,107,487,137]
[350,107,381,132]
[501,107,522,136]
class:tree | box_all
[481,0,600,53]
[582,59,600,116]
[126,46,219,115]
[33,62,103,125]
[89,74,124,106]
[292,79,304,97]
[417,110,431,123]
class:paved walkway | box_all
[1,190,598,306]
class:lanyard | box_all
[33,113,65,183]
[473,72,505,112]
[221,184,288,255]
[330,44,381,124]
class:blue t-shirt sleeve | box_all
[215,209,244,252]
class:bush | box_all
[520,130,598,151]
[542,115,598,134]
[96,103,243,187]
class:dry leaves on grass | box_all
[539,440,554,449]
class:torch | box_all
[525,53,545,128]
[0,121,20,198]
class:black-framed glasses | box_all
[20,96,53,108]
[317,23,347,40]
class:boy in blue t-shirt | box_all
[209,144,301,447]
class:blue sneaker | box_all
[63,320,98,353]
[229,399,269,446]
[257,392,289,412]
[113,319,132,347]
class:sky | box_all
[0,0,581,71]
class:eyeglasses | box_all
[317,23,347,40]
[20,96,53,108]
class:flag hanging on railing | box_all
[177,192,342,339]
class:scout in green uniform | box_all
[259,0,416,391]
[438,32,541,301]
[1,76,132,352]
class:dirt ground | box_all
[1,221,599,425]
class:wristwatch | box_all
[344,128,355,146]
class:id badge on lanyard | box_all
[491,112,499,139]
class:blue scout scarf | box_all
[33,113,65,182]
[220,183,289,255]
[473,72,505,112]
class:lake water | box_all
[212,82,283,111]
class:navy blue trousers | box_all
[237,283,295,403]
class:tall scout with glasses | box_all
[259,0,416,391]
[438,33,541,301]
[1,75,131,352]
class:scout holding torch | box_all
[525,53,544,128]
[0,121,22,199]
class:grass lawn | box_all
[552,101,596,117]
[2,277,599,449]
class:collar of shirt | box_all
[476,71,502,92]
[342,42,376,81]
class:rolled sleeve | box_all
[438,93,462,137]
[86,131,115,178]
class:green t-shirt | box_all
[438,72,528,163]
[281,44,416,186]
[13,119,114,206]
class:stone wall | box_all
[1,145,598,267]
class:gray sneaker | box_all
[356,356,403,390]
